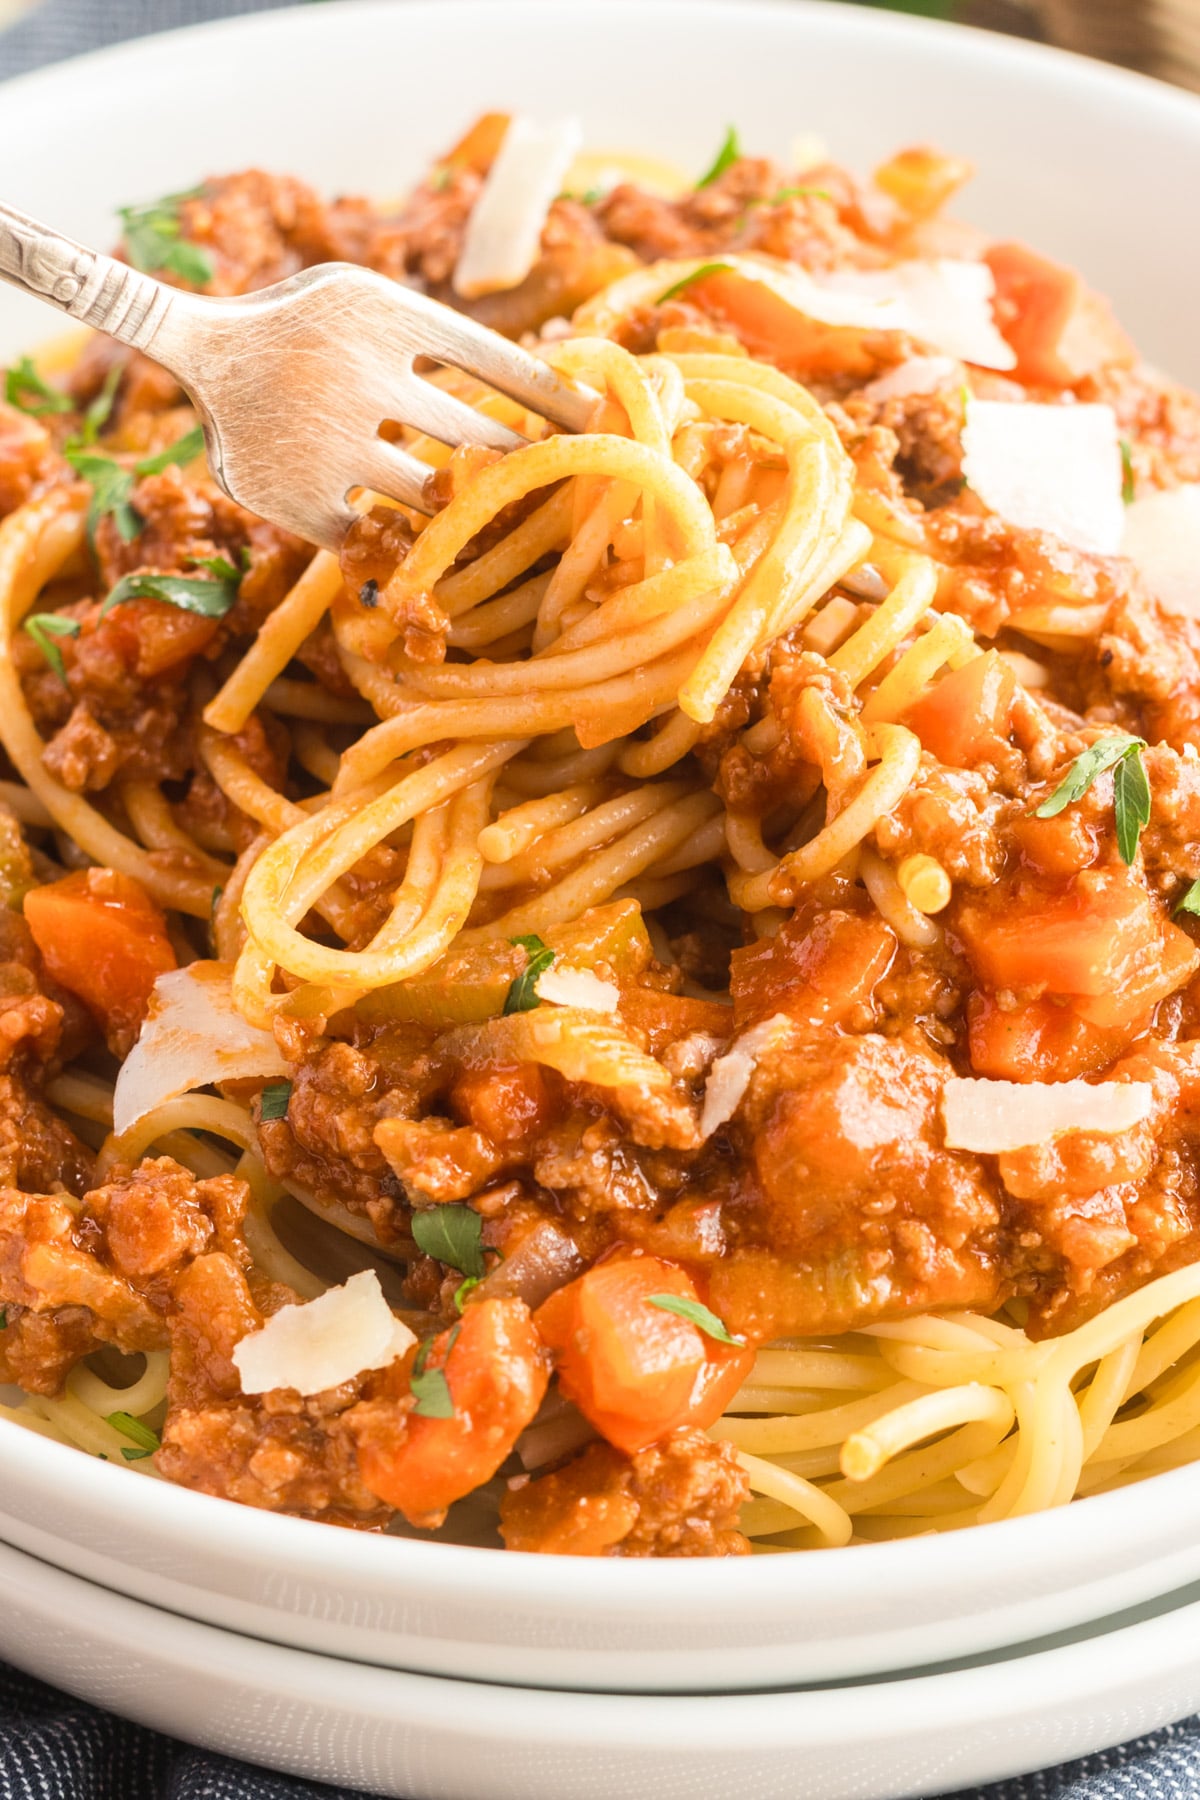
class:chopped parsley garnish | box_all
[410,1326,458,1419]
[503,933,555,1013]
[66,424,204,545]
[411,1203,485,1280]
[0,1308,7,1329]
[67,364,122,451]
[1119,438,1136,505]
[117,189,214,285]
[453,1275,482,1312]
[359,578,379,609]
[185,551,243,584]
[101,570,240,621]
[657,261,734,304]
[696,126,740,189]
[428,166,453,193]
[23,613,80,684]
[5,356,72,417]
[1175,878,1200,918]
[259,1079,292,1122]
[647,1293,745,1346]
[106,1411,160,1461]
[1035,733,1150,866]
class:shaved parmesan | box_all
[962,398,1124,555]
[825,261,1015,370]
[699,1013,791,1140]
[860,354,958,408]
[112,961,287,1138]
[233,1270,415,1397]
[453,116,582,299]
[1122,484,1200,616]
[942,1076,1153,1155]
[535,965,619,1013]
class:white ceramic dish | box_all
[4,1533,1200,1800]
[4,0,1200,1697]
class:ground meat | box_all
[873,759,1013,888]
[500,1428,749,1556]
[0,1303,100,1396]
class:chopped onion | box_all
[860,354,959,407]
[1122,484,1200,616]
[699,1013,792,1140]
[942,1076,1153,1155]
[233,1269,415,1397]
[824,261,1015,370]
[962,398,1125,555]
[453,116,583,299]
[112,961,287,1138]
[535,965,619,1013]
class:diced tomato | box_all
[984,242,1135,387]
[355,1298,549,1526]
[24,867,176,1045]
[904,652,1016,771]
[1071,917,1199,1028]
[967,992,1133,1083]
[451,1062,554,1146]
[534,1253,754,1455]
[730,907,895,1030]
[1009,809,1101,878]
[91,598,220,679]
[955,869,1162,998]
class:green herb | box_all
[101,570,239,621]
[0,1308,7,1329]
[657,261,734,305]
[65,425,203,547]
[428,166,453,192]
[696,126,740,189]
[559,186,604,206]
[410,1325,459,1419]
[771,185,833,204]
[453,1275,481,1312]
[260,1079,292,1122]
[118,189,214,285]
[1120,438,1136,506]
[1175,878,1200,917]
[136,425,205,476]
[647,1293,745,1346]
[5,356,72,417]
[106,1411,160,1455]
[411,1203,485,1279]
[67,364,123,450]
[1035,732,1150,866]
[185,551,242,584]
[23,613,80,684]
[503,933,555,1014]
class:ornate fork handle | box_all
[0,200,185,358]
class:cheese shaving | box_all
[942,1076,1153,1155]
[453,116,583,299]
[860,355,959,408]
[535,965,620,1013]
[1122,484,1200,616]
[824,261,1015,370]
[233,1270,416,1397]
[699,1013,792,1140]
[112,961,287,1138]
[962,398,1125,555]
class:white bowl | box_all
[3,0,1200,1696]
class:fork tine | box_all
[357,439,442,515]
[387,374,527,454]
[388,285,599,433]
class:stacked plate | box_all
[4,4,1200,1792]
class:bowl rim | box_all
[3,0,1200,1613]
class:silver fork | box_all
[0,202,597,550]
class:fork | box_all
[0,201,597,551]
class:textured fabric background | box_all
[1,1,1199,1796]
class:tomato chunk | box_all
[731,907,895,1030]
[355,1297,549,1527]
[984,242,1134,387]
[92,597,220,679]
[904,652,1016,771]
[955,869,1162,998]
[535,1253,754,1455]
[24,867,175,1046]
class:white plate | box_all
[2,1533,1200,1800]
[4,0,1200,1697]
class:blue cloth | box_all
[1,2,1197,1797]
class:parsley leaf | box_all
[647,1293,745,1346]
[101,570,239,620]
[5,356,72,417]
[503,933,555,1014]
[118,189,214,285]
[771,185,833,204]
[657,261,734,304]
[259,1079,292,1122]
[696,126,740,188]
[1175,879,1200,918]
[106,1411,160,1457]
[65,450,140,543]
[1120,438,1136,505]
[411,1203,485,1279]
[1035,733,1151,866]
[453,1275,481,1312]
[66,363,123,453]
[23,613,80,684]
[185,551,242,584]
[136,425,205,476]
[410,1325,458,1419]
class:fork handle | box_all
[0,201,186,357]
